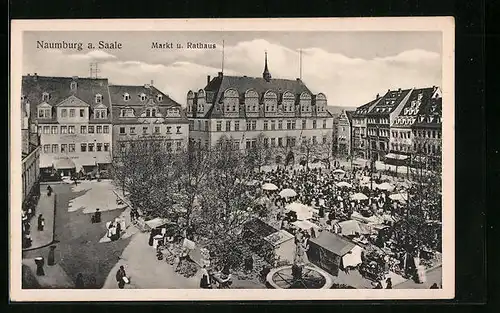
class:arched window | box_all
[70,81,77,90]
[140,93,147,102]
[157,94,163,102]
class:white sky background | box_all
[23,31,442,107]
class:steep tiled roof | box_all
[109,85,188,124]
[352,98,381,116]
[367,89,412,115]
[22,75,112,124]
[397,87,435,117]
[206,75,313,104]
[413,96,442,128]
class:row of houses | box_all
[20,54,336,179]
[335,86,443,168]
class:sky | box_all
[23,31,442,107]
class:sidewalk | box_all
[22,258,75,288]
[24,188,56,251]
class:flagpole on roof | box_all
[221,40,225,73]
[299,49,302,80]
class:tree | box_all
[245,132,269,171]
[111,139,180,219]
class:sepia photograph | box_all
[10,18,455,301]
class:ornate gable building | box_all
[22,74,113,176]
[186,54,334,165]
[109,83,189,157]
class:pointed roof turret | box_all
[263,51,272,82]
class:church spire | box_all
[263,51,271,82]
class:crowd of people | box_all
[251,161,442,286]
[22,185,47,249]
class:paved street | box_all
[23,180,129,289]
[394,266,442,289]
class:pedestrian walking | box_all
[115,265,127,289]
[37,214,45,231]
[385,277,392,289]
[47,185,52,196]
[75,273,85,289]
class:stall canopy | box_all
[262,183,279,191]
[385,153,409,161]
[338,219,372,236]
[292,220,321,232]
[285,202,318,220]
[307,232,364,275]
[144,217,171,230]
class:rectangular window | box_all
[166,141,172,150]
[313,120,317,129]
[80,109,85,117]
[61,109,67,117]
[68,126,75,134]
[88,143,94,152]
[88,126,94,134]
[205,121,209,131]
[166,126,171,133]
[246,140,251,149]
[120,143,126,153]
[43,144,50,153]
[81,143,87,152]
[143,127,148,134]
[176,126,181,134]
[246,120,251,131]
[51,144,58,153]
[323,119,327,128]
[312,136,317,144]
[271,120,276,130]
[69,144,75,152]
[119,127,125,134]
[291,120,296,129]
[97,143,102,152]
[80,125,87,134]
[271,138,276,147]
[69,109,75,117]
[264,138,269,148]
[103,125,109,133]
[176,141,182,149]
[96,126,102,133]
[263,120,268,130]
[104,143,109,152]
[155,126,160,133]
[251,120,257,130]
[129,127,135,135]
[216,121,222,131]
[60,126,67,134]
[43,126,50,134]
[234,121,240,131]
[302,120,307,129]
[226,121,231,131]
[278,137,283,147]
[278,120,283,130]
[61,144,67,153]
[323,136,327,144]
[286,137,291,147]
[51,126,58,134]
[287,120,291,130]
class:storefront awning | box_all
[385,153,408,160]
[54,157,76,170]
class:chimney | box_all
[376,93,379,99]
[218,71,223,78]
[72,76,78,80]
[150,80,154,86]
[296,78,301,81]
[207,75,211,85]
[398,88,401,92]
[34,73,38,81]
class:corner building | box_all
[22,74,113,177]
[186,54,335,165]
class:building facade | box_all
[186,54,335,165]
[21,96,40,204]
[109,84,190,157]
[22,74,113,177]
[351,98,381,159]
[411,87,442,169]
[366,88,413,161]
[337,110,353,156]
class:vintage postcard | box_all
[10,17,455,301]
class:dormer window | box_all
[95,94,103,104]
[123,93,130,101]
[42,92,50,102]
[156,94,163,102]
[94,109,107,119]
[145,108,157,117]
[70,81,77,90]
[166,108,180,117]
[120,108,135,117]
[38,107,51,118]
[140,93,147,102]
